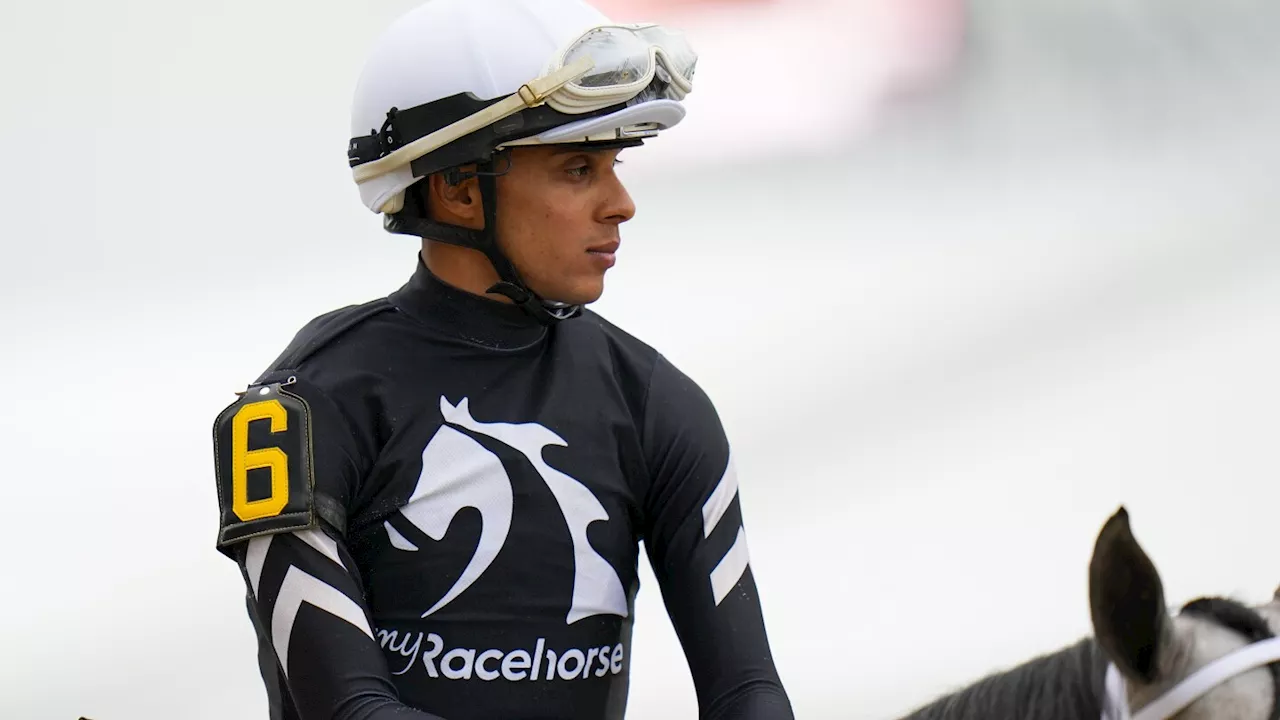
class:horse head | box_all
[1091,507,1280,720]
[898,507,1280,720]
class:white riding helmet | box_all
[345,0,697,322]
[348,0,695,215]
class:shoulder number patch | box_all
[213,382,316,548]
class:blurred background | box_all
[1,0,1278,718]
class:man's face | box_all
[493,145,637,306]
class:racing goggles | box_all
[352,23,696,186]
[544,23,697,114]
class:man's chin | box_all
[563,291,604,308]
[542,281,604,308]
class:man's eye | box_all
[567,165,590,177]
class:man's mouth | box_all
[586,241,620,255]
[586,241,620,269]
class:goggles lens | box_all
[561,25,697,93]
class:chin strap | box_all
[484,280,581,323]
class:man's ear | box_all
[425,167,484,230]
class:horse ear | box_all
[1089,507,1175,684]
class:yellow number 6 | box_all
[231,399,290,521]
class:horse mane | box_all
[897,637,1109,720]
[1182,596,1275,645]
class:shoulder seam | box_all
[636,352,663,526]
[640,352,662,441]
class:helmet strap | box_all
[383,158,583,326]
[475,165,583,324]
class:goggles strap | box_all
[353,56,595,184]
